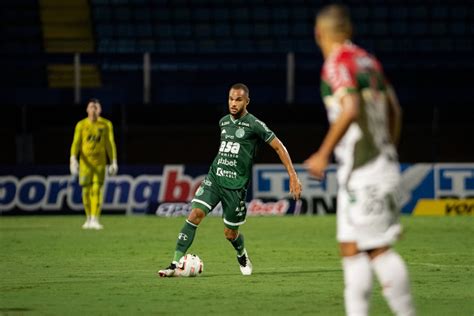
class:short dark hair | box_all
[230,83,250,98]
[88,98,100,104]
[316,4,352,36]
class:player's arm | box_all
[105,121,118,175]
[105,121,117,162]
[386,85,402,146]
[269,137,302,200]
[69,122,82,175]
[305,93,359,179]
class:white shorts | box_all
[337,155,402,251]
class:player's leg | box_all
[369,247,415,316]
[221,187,251,275]
[81,185,92,229]
[89,182,104,229]
[353,165,415,316]
[79,163,93,229]
[337,188,374,316]
[89,165,106,229]
[158,177,219,277]
[174,207,206,262]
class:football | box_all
[176,254,204,277]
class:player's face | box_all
[228,88,249,118]
[86,102,101,121]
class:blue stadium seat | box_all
[271,7,289,20]
[254,23,270,38]
[214,23,231,38]
[153,9,172,21]
[133,8,151,21]
[174,24,193,38]
[409,6,428,19]
[213,8,230,21]
[96,23,114,37]
[155,24,173,38]
[233,23,252,37]
[173,8,191,20]
[114,7,132,21]
[136,23,152,37]
[193,8,211,21]
[252,7,270,21]
[195,23,212,38]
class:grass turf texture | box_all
[1,216,472,315]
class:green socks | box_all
[230,233,245,256]
[173,220,197,262]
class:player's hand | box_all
[289,174,302,200]
[69,156,79,175]
[108,160,118,176]
[304,151,329,180]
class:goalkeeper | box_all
[70,98,118,230]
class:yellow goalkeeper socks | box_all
[82,186,91,218]
[90,183,103,218]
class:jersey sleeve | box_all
[70,121,82,157]
[105,120,117,161]
[327,58,358,100]
[253,119,275,143]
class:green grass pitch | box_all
[1,215,473,315]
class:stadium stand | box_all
[1,0,473,164]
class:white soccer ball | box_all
[177,254,203,277]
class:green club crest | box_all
[196,187,204,196]
[235,128,245,138]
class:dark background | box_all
[1,0,473,166]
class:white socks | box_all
[371,249,415,316]
[343,253,373,316]
[343,250,415,316]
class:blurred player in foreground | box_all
[305,5,415,316]
[158,83,302,277]
[70,98,118,230]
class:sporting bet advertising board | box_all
[1,164,472,216]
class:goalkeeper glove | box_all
[108,159,118,176]
[70,156,79,175]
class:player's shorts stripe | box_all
[185,220,198,227]
[223,218,246,226]
[191,198,212,210]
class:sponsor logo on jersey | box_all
[217,158,237,167]
[238,122,250,127]
[219,141,240,157]
[216,167,237,179]
[195,186,204,196]
[221,121,230,126]
[255,120,271,132]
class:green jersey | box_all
[208,113,275,189]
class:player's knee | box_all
[187,208,206,225]
[224,228,238,241]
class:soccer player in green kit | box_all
[158,83,302,277]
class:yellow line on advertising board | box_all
[413,199,474,216]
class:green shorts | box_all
[79,161,106,186]
[191,175,247,230]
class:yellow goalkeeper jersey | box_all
[70,117,117,166]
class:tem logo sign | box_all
[253,164,338,215]
[435,164,474,199]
